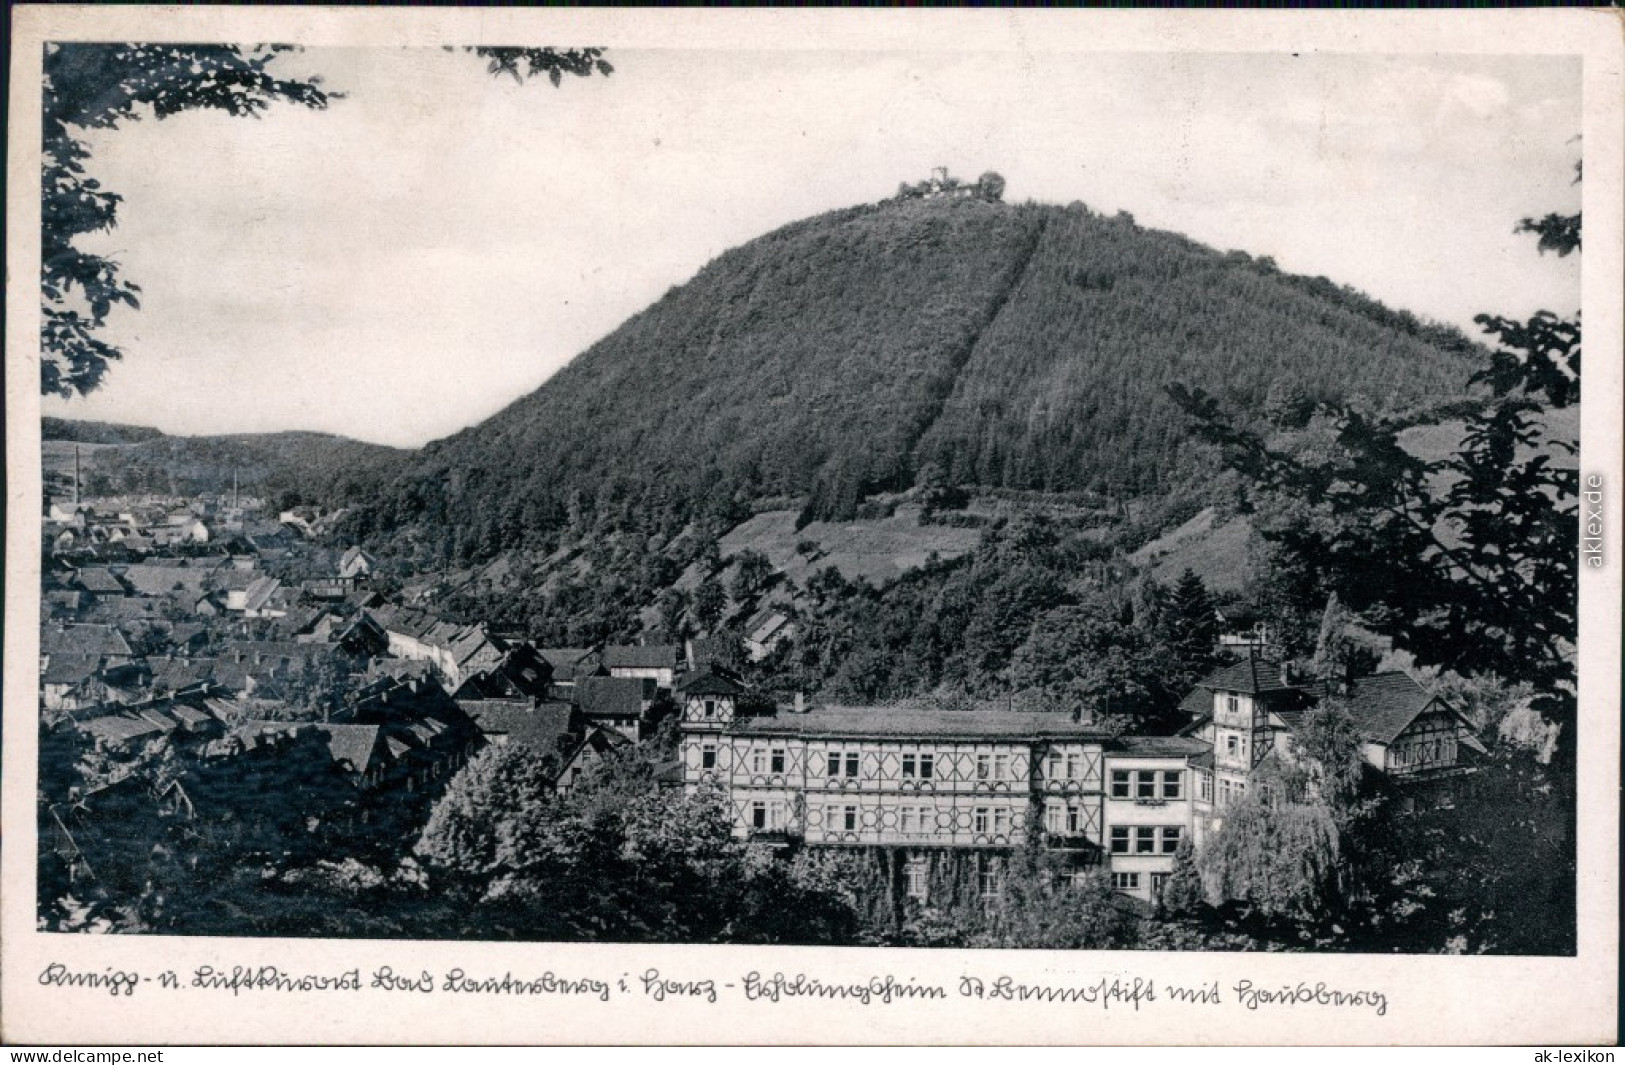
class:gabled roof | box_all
[601,644,678,671]
[1197,658,1296,695]
[241,576,282,612]
[576,676,654,719]
[676,668,748,697]
[1337,671,1465,746]
[317,724,383,776]
[42,624,133,660]
[465,701,574,753]
[74,567,127,595]
[537,647,596,672]
[42,654,102,686]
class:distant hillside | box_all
[42,416,163,446]
[43,420,408,505]
[344,194,1482,560]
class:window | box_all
[993,808,1009,835]
[827,752,841,777]
[1045,803,1062,834]
[1110,770,1131,798]
[974,807,990,834]
[703,699,716,718]
[768,802,784,830]
[979,863,1002,900]
[1224,693,1239,716]
[1161,826,1183,854]
[1198,771,1213,803]
[752,750,766,774]
[1136,771,1157,800]
[1066,806,1082,834]
[751,802,767,829]
[1135,827,1156,854]
[770,749,785,774]
[994,754,1008,780]
[701,744,717,770]
[1066,753,1081,780]
[1225,735,1239,756]
[845,753,860,778]
[843,806,858,831]
[1112,871,1140,891]
[1110,826,1130,854]
[905,859,930,901]
[1151,872,1170,898]
[919,754,934,779]
[1161,771,1183,800]
[901,807,917,833]
[976,754,991,780]
[902,754,917,777]
[1047,753,1062,779]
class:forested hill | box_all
[43,420,407,505]
[339,195,1482,556]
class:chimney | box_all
[793,691,805,714]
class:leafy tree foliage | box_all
[411,738,861,943]
[1168,176,1579,759]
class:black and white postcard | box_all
[4,6,1620,1046]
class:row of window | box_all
[697,748,1198,799]
[1112,871,1171,895]
[1108,769,1183,800]
[814,805,1024,835]
[1043,803,1090,835]
[1392,737,1453,767]
[1108,825,1183,855]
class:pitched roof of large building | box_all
[1336,671,1459,745]
[1198,658,1296,695]
[601,644,678,671]
[1107,735,1212,758]
[74,567,127,595]
[676,668,748,697]
[464,701,575,754]
[576,676,655,719]
[42,624,133,660]
[737,706,1109,741]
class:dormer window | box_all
[703,699,716,718]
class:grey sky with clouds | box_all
[46,47,1581,448]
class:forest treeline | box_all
[330,195,1480,562]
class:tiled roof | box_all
[1107,736,1212,758]
[74,567,127,594]
[1197,658,1296,695]
[42,654,101,686]
[601,645,678,671]
[676,669,748,697]
[1337,671,1451,745]
[120,563,214,598]
[466,701,574,753]
[1177,687,1211,716]
[576,676,653,718]
[317,724,382,775]
[42,624,133,659]
[537,647,596,673]
[738,706,1109,740]
[241,576,282,612]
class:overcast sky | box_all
[47,48,1581,448]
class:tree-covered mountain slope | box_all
[337,194,1481,557]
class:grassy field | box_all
[718,503,984,588]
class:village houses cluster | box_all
[41,478,1487,907]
